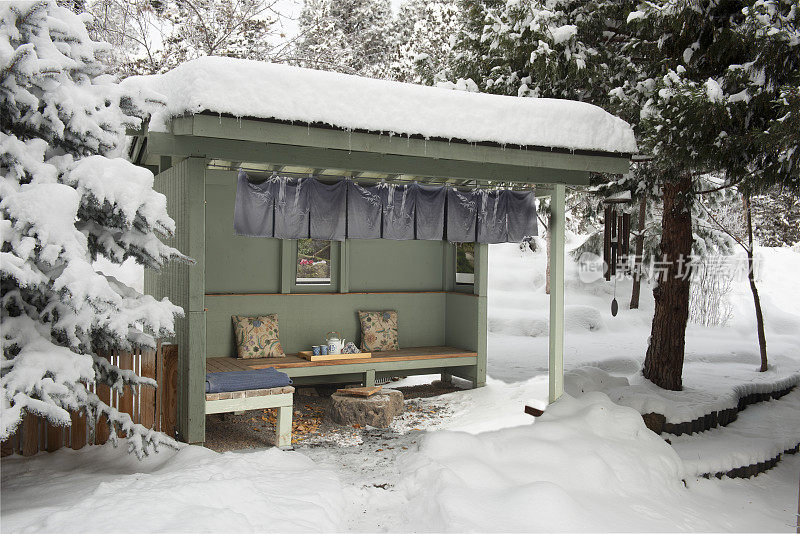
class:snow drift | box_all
[397,392,695,532]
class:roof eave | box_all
[130,113,633,184]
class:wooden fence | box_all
[1,344,178,457]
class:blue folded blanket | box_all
[205,367,292,394]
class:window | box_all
[296,239,332,284]
[455,242,475,285]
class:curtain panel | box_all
[234,171,538,243]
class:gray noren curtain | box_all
[234,172,537,243]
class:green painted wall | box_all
[205,182,282,294]
[444,293,478,351]
[206,292,446,356]
[204,173,446,294]
[347,239,445,292]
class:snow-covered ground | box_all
[4,240,800,532]
[1,444,345,532]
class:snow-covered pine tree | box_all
[386,0,461,84]
[293,0,393,77]
[1,0,186,457]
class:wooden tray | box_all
[336,386,382,397]
[297,351,372,362]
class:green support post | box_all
[442,242,455,291]
[364,369,376,387]
[549,184,566,403]
[183,157,208,444]
[339,240,349,293]
[474,242,488,388]
[280,240,293,294]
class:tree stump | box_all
[329,389,403,428]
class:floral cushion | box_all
[231,314,285,359]
[358,310,399,352]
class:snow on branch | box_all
[1,0,184,458]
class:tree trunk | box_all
[743,192,768,372]
[545,213,552,294]
[643,174,693,391]
[629,194,647,309]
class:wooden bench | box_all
[207,346,479,387]
[205,386,294,448]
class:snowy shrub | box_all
[689,258,734,327]
[1,1,185,457]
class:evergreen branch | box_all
[693,175,744,195]
[696,200,747,251]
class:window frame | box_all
[285,239,340,294]
[454,242,476,291]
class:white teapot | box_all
[326,331,345,354]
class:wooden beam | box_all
[162,344,179,439]
[549,184,566,403]
[144,133,593,186]
[70,410,86,450]
[21,414,38,456]
[176,115,632,175]
[204,392,293,414]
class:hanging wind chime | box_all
[603,193,632,317]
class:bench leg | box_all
[275,405,292,449]
[364,369,376,387]
[441,372,452,385]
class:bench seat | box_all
[206,346,479,387]
[205,386,294,448]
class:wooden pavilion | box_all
[126,57,635,444]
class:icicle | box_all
[386,183,395,216]
[294,177,303,207]
[348,129,352,154]
[278,176,287,204]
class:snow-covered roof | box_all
[126,56,637,155]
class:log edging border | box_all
[700,442,799,480]
[642,383,797,436]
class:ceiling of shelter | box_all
[206,160,548,193]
